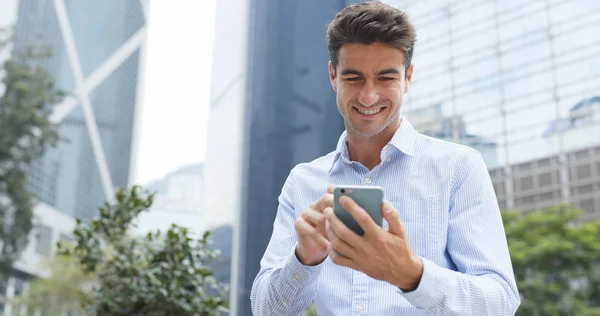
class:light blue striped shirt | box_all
[251,118,520,315]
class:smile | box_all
[355,107,383,116]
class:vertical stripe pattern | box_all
[250,118,520,315]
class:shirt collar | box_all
[328,117,418,173]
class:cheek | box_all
[336,86,354,105]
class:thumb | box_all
[382,200,404,236]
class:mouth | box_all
[354,106,385,116]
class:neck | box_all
[346,118,401,170]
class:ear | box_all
[328,61,337,91]
[404,64,414,94]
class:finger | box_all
[325,218,356,259]
[327,184,336,194]
[296,219,330,249]
[327,245,356,269]
[324,207,362,247]
[313,193,334,213]
[301,210,328,237]
[338,195,380,236]
[382,200,405,236]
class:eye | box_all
[344,77,361,82]
[380,77,395,81]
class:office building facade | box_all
[385,0,600,217]
[13,0,149,221]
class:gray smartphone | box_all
[333,185,384,236]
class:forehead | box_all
[337,42,405,72]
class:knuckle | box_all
[358,213,369,224]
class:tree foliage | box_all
[503,204,600,315]
[58,186,229,315]
[0,27,63,278]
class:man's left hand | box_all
[324,196,424,291]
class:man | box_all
[250,2,520,315]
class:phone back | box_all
[333,186,384,236]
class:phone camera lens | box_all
[340,189,345,194]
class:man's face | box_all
[329,42,413,138]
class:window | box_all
[516,195,535,207]
[515,176,533,191]
[538,172,553,187]
[493,182,505,195]
[570,164,592,181]
[539,191,558,202]
[575,149,590,160]
[576,184,594,195]
[578,199,595,214]
[35,225,53,256]
[577,164,592,180]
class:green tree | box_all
[0,27,63,278]
[503,204,600,315]
[11,251,96,314]
[59,186,229,315]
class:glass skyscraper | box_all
[13,0,148,221]
[385,0,600,218]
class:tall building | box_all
[204,1,360,315]
[384,0,600,217]
[12,0,149,222]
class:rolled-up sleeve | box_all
[400,150,521,315]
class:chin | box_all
[350,125,386,138]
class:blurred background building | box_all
[14,0,149,223]
[384,0,600,218]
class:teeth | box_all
[357,107,382,115]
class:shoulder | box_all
[289,150,338,181]
[415,134,482,166]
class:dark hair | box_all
[326,1,417,76]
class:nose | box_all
[358,81,379,107]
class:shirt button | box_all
[294,273,302,281]
[355,305,363,312]
[386,157,391,162]
[365,178,372,184]
[281,299,287,305]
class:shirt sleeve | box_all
[399,150,521,315]
[250,171,325,316]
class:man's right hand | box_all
[294,185,335,266]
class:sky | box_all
[0,0,216,185]
[134,0,217,185]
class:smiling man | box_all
[250,2,520,315]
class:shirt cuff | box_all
[281,244,325,291]
[398,257,446,309]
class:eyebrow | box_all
[340,68,402,76]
